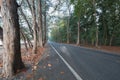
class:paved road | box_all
[28,43,75,80]
[1,42,119,80]
[49,42,120,80]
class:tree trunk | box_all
[38,0,43,47]
[26,35,33,48]
[109,35,113,46]
[109,27,115,46]
[1,0,25,77]
[76,19,80,45]
[67,17,70,44]
[66,1,70,44]
[20,30,28,50]
[93,0,99,47]
[43,1,47,46]
[26,0,32,14]
[95,26,99,47]
[32,0,37,54]
[19,7,33,38]
[102,16,108,46]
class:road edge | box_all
[49,43,83,80]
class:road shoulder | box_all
[32,44,76,80]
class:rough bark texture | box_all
[26,0,32,14]
[1,0,25,78]
[38,0,43,47]
[32,0,37,54]
[43,1,47,46]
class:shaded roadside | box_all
[0,45,45,80]
[0,43,76,80]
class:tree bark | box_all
[109,34,113,46]
[76,19,80,45]
[32,0,37,54]
[43,1,47,46]
[1,0,25,77]
[38,0,43,47]
[26,0,32,14]
[67,16,70,44]
[26,35,33,48]
[66,0,70,44]
[102,14,108,46]
[93,0,99,47]
[95,26,99,47]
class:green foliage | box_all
[50,0,120,46]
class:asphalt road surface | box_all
[48,42,120,80]
[1,42,120,80]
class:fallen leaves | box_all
[32,65,37,71]
[22,47,45,65]
[0,63,3,68]
[48,64,52,67]
[60,71,64,74]
[26,74,33,79]
[38,77,44,80]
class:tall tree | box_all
[76,18,80,45]
[71,0,86,45]
[66,0,71,44]
[38,0,43,47]
[43,0,47,45]
[92,0,99,47]
[1,0,25,77]
[31,0,38,54]
[51,0,120,46]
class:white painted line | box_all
[50,43,83,80]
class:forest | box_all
[50,0,120,46]
[0,0,120,79]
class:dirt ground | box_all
[64,43,120,54]
[62,43,120,54]
[0,46,45,79]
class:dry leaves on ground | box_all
[60,71,64,74]
[22,47,45,65]
[48,64,52,67]
[38,78,44,80]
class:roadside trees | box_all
[1,0,25,77]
